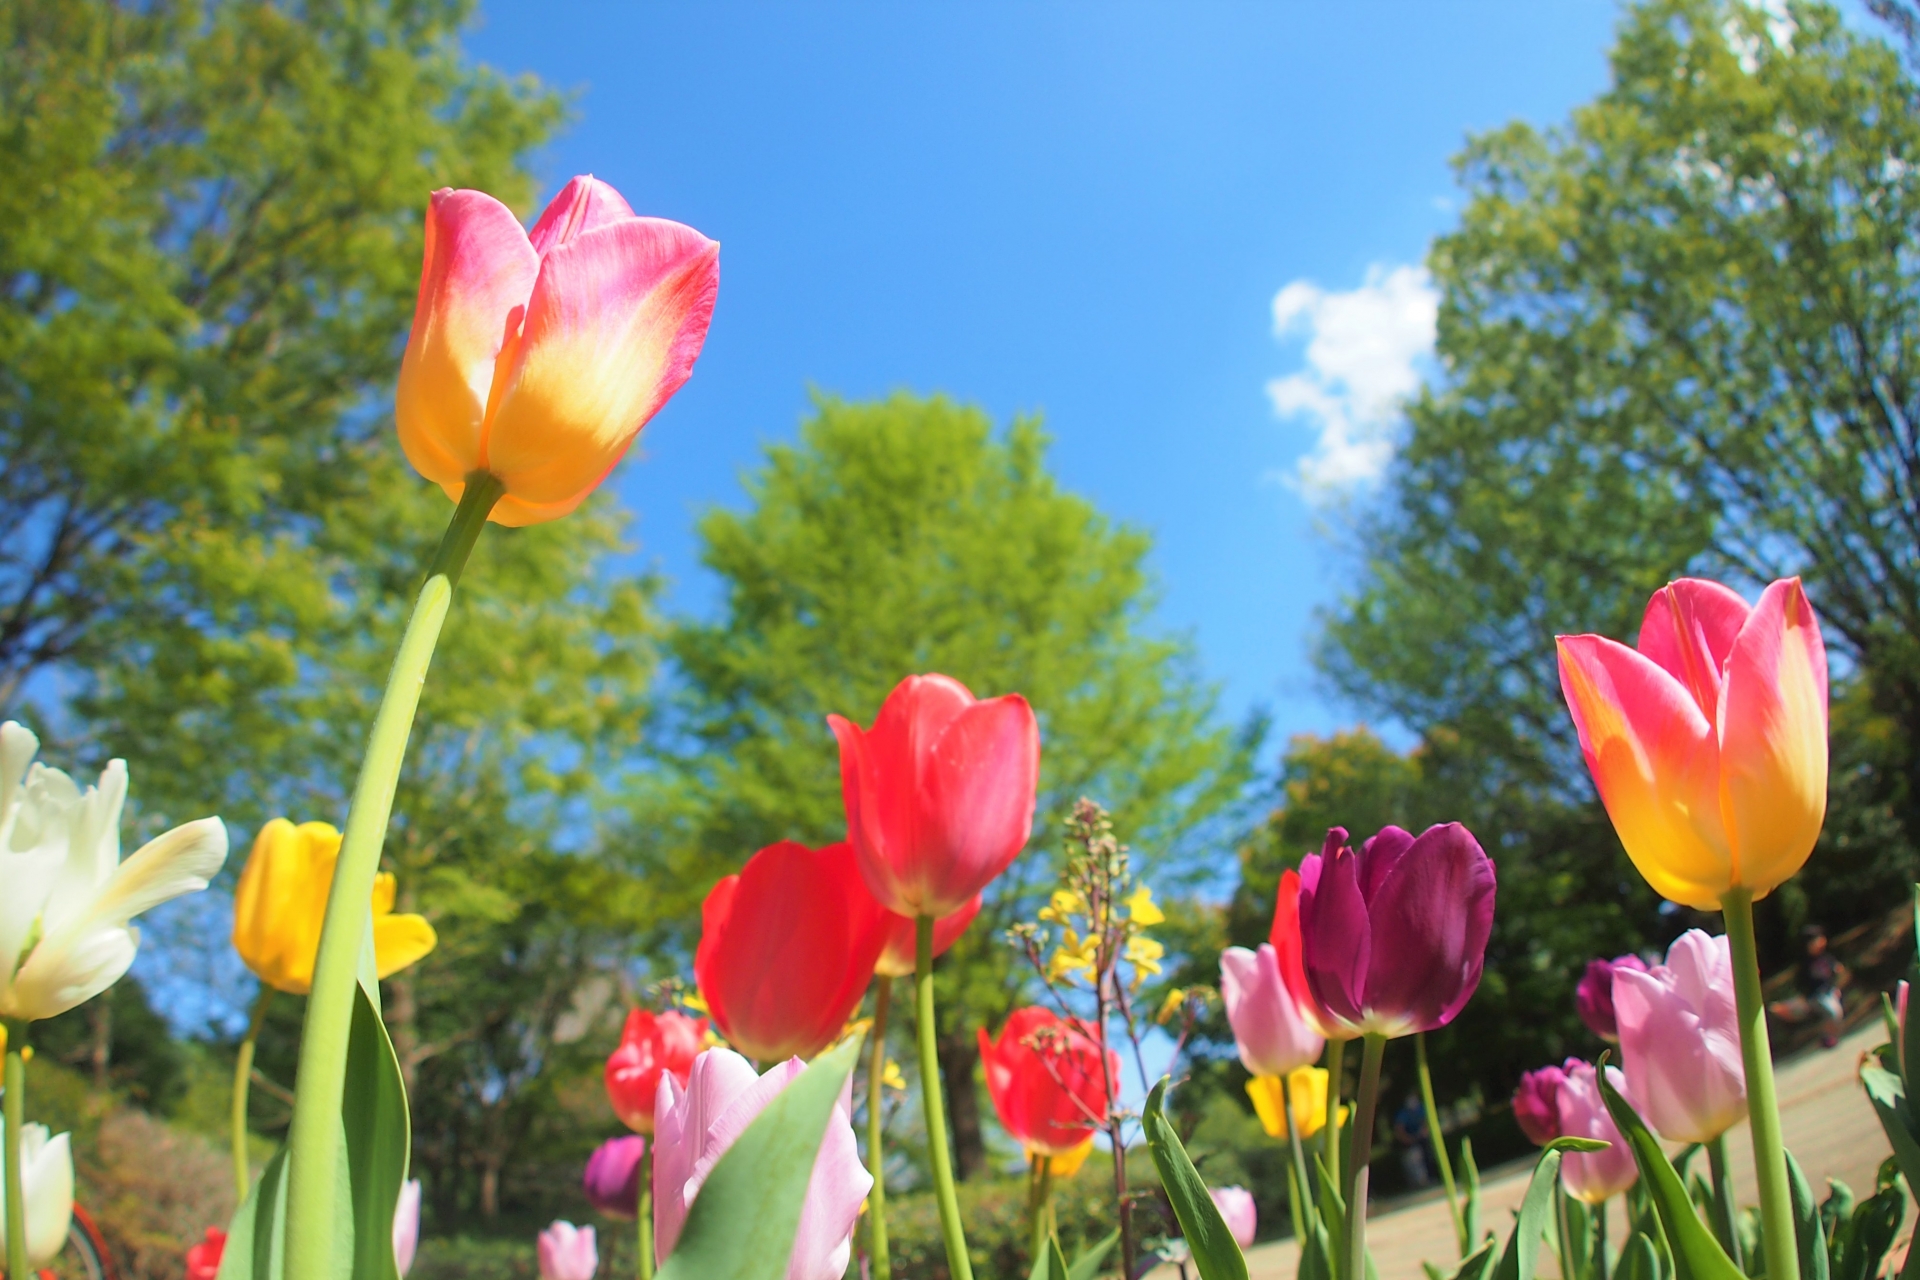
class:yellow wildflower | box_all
[1155,988,1188,1024]
[1038,889,1087,924]
[1124,885,1165,927]
[882,1059,907,1092]
[1123,934,1164,978]
[1048,928,1099,983]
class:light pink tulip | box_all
[392,1179,421,1276]
[1554,1061,1637,1204]
[536,1221,597,1280]
[1219,945,1324,1077]
[1209,1185,1257,1248]
[652,1048,871,1280]
[1614,930,1746,1143]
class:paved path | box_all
[1208,1024,1894,1280]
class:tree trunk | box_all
[388,970,420,1094]
[938,1028,987,1181]
[480,1157,501,1219]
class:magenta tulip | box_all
[1556,1061,1637,1204]
[652,1048,871,1280]
[1575,954,1648,1042]
[1209,1185,1257,1248]
[1220,944,1324,1077]
[536,1222,597,1280]
[1295,824,1497,1037]
[582,1136,646,1220]
[1512,1064,1567,1146]
[1614,930,1746,1143]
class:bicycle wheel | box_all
[40,1204,114,1280]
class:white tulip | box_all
[0,1120,74,1265]
[0,721,227,1022]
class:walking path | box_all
[1212,1023,1894,1280]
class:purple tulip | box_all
[1555,1061,1637,1204]
[536,1222,597,1280]
[1512,1064,1567,1146]
[1296,824,1497,1037]
[1220,944,1324,1078]
[653,1047,871,1280]
[1615,930,1745,1143]
[1574,954,1648,1042]
[1208,1185,1257,1248]
[582,1135,647,1220]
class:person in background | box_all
[1768,924,1850,1049]
[1391,1091,1431,1188]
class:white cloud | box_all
[1264,262,1437,497]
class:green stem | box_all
[283,473,502,1280]
[5,1027,26,1280]
[232,986,276,1203]
[1029,1156,1053,1263]
[1721,888,1798,1280]
[1555,1184,1577,1280]
[1706,1132,1742,1270]
[1416,1032,1465,1259]
[1324,1037,1346,1217]
[868,978,892,1280]
[1592,1196,1608,1280]
[1344,1034,1386,1280]
[914,914,973,1280]
[638,1148,653,1280]
[1282,1074,1311,1247]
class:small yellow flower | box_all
[1155,988,1188,1024]
[1124,885,1165,927]
[680,991,711,1015]
[1038,889,1087,924]
[1048,929,1099,983]
[882,1059,907,1092]
[1029,1136,1096,1178]
[1123,934,1164,978]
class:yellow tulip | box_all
[1029,1136,1095,1178]
[232,819,437,995]
[1246,1066,1346,1140]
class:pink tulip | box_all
[1209,1185,1257,1248]
[393,1179,421,1276]
[1614,930,1746,1143]
[1219,944,1324,1077]
[1555,1061,1637,1204]
[397,175,719,527]
[652,1048,871,1280]
[1574,954,1648,1042]
[1557,578,1828,910]
[536,1221,597,1280]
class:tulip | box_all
[1614,930,1746,1143]
[829,674,1040,919]
[1557,578,1828,911]
[397,176,720,527]
[0,722,227,1021]
[1209,1186,1258,1249]
[873,894,981,978]
[1269,869,1335,1038]
[1295,824,1497,1039]
[1556,1061,1637,1204]
[537,1221,598,1280]
[582,1136,647,1220]
[1575,954,1648,1043]
[652,1048,870,1280]
[393,1180,421,1276]
[977,1007,1116,1157]
[186,1228,226,1280]
[1220,944,1325,1077]
[695,840,890,1062]
[1046,1137,1095,1177]
[605,1008,707,1134]
[1245,1066,1342,1141]
[1512,1064,1567,1146]
[0,1120,72,1266]
[232,818,437,995]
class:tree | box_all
[629,392,1255,1176]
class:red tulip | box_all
[829,674,1040,919]
[1269,867,1335,1037]
[695,841,891,1061]
[186,1228,226,1280]
[873,894,982,978]
[605,1008,707,1134]
[977,1007,1116,1157]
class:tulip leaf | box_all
[1066,1229,1120,1280]
[1787,1149,1831,1280]
[217,1147,288,1280]
[1598,1070,1745,1280]
[1143,1077,1250,1280]
[345,978,410,1280]
[1488,1146,1561,1280]
[1462,1138,1483,1250]
[1835,1185,1903,1280]
[1861,1065,1920,1191]
[655,1036,862,1280]
[1446,1240,1498,1280]
[1616,1231,1661,1280]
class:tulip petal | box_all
[1361,823,1497,1032]
[1297,847,1370,1031]
[373,912,438,980]
[1557,634,1731,909]
[875,893,981,978]
[1717,577,1828,897]
[1357,824,1414,900]
[915,694,1039,913]
[1638,579,1751,719]
[397,189,539,491]
[483,217,719,507]
[528,176,638,255]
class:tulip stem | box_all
[638,1149,653,1280]
[1705,1129,1742,1268]
[283,472,503,1280]
[5,1026,26,1280]
[1344,1034,1385,1280]
[1721,888,1798,1280]
[1028,1155,1054,1263]
[1554,1185,1577,1280]
[1415,1032,1465,1259]
[231,986,275,1202]
[868,978,892,1280]
[1323,1038,1345,1226]
[1281,1073,1311,1247]
[914,914,974,1280]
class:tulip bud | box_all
[536,1221,597,1280]
[605,1009,706,1134]
[186,1228,226,1280]
[1555,1061,1637,1204]
[1512,1064,1567,1147]
[978,1007,1116,1157]
[582,1136,646,1220]
[393,1180,421,1277]
[1615,930,1746,1143]
[1208,1185,1258,1248]
[1220,944,1324,1077]
[1574,954,1648,1042]
[0,1120,72,1265]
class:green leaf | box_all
[1463,1138,1484,1249]
[1862,1066,1920,1191]
[1447,1241,1498,1280]
[1834,1188,1903,1280]
[1821,1178,1856,1253]
[1298,1206,1337,1280]
[344,980,410,1280]
[1143,1077,1249,1280]
[655,1037,862,1280]
[216,1147,288,1280]
[1488,1144,1580,1280]
[1786,1149,1831,1280]
[1616,1232,1661,1280]
[1066,1230,1120,1280]
[1597,1071,1745,1280]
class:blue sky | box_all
[460,3,1620,747]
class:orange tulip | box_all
[1556,577,1828,909]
